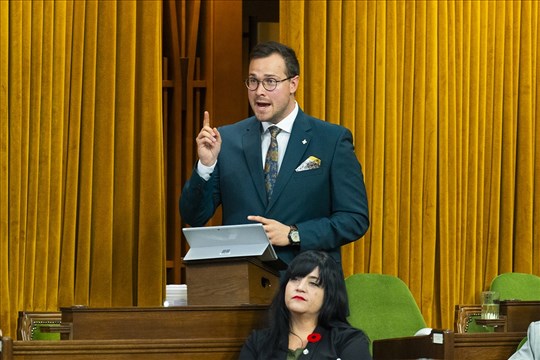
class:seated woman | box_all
[239,250,372,359]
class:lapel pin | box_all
[302,139,307,145]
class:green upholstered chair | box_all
[17,312,63,340]
[489,272,540,300]
[463,313,493,333]
[345,273,428,346]
[454,304,494,333]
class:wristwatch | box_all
[288,225,300,246]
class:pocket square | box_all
[295,156,321,172]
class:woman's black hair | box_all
[258,250,351,358]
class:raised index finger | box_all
[203,111,211,128]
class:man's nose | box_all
[255,83,267,95]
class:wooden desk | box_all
[0,337,244,360]
[60,305,268,340]
[501,300,540,332]
[454,332,526,359]
[373,331,526,359]
[1,305,269,360]
[455,300,540,333]
[373,330,453,359]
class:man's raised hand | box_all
[196,111,222,166]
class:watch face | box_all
[290,231,300,243]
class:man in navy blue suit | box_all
[180,41,369,267]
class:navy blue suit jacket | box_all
[180,109,369,265]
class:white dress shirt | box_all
[260,102,298,171]
[197,102,299,180]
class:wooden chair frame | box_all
[17,312,71,341]
[454,304,507,333]
[454,304,482,333]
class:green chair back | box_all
[31,322,62,340]
[454,305,494,333]
[345,273,427,344]
[17,312,62,341]
[490,272,540,301]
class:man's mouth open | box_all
[256,101,271,109]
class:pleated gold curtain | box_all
[0,0,165,337]
[281,0,539,329]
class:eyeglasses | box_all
[244,76,295,91]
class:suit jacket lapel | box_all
[267,112,312,210]
[242,119,267,205]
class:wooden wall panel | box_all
[209,2,247,127]
[163,0,247,283]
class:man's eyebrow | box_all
[248,73,279,78]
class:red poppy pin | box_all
[307,333,322,343]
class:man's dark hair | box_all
[250,41,300,78]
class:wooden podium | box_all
[185,257,282,306]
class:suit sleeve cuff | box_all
[196,160,216,181]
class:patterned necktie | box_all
[264,126,281,200]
